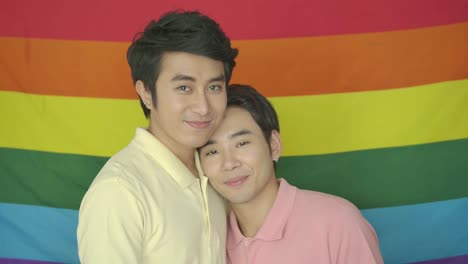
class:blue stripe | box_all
[0,203,79,264]
[0,258,62,264]
[362,197,468,264]
[1,198,467,264]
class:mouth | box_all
[185,120,211,129]
[225,176,248,187]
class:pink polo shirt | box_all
[227,178,383,264]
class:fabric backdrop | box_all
[1,0,468,263]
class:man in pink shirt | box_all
[199,84,384,264]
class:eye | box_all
[236,141,249,148]
[204,149,219,156]
[208,85,223,92]
[176,86,191,92]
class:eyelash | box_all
[176,86,190,92]
[237,141,249,147]
[205,150,218,156]
[204,141,250,157]
[208,85,222,91]
[176,85,223,93]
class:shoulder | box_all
[287,185,382,262]
[80,146,150,213]
[296,188,378,239]
[91,141,167,191]
[291,188,372,232]
[80,177,144,216]
[296,188,360,215]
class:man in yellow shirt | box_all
[77,10,238,263]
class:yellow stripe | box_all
[1,79,467,157]
[273,79,468,156]
[1,95,146,157]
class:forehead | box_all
[159,51,224,77]
[212,107,261,138]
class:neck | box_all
[174,149,198,177]
[146,125,199,177]
[232,177,279,237]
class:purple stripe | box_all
[0,258,62,264]
[411,255,468,264]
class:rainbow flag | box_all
[1,1,467,263]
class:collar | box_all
[132,127,199,188]
[227,178,297,249]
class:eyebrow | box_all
[230,129,252,139]
[199,129,252,150]
[171,74,225,83]
[171,74,195,82]
[208,74,226,83]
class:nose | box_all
[191,91,209,116]
[222,150,241,171]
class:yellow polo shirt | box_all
[77,128,226,263]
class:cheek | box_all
[169,99,188,112]
[248,146,272,168]
[158,94,187,111]
[201,159,218,178]
[244,147,264,160]
[209,96,227,115]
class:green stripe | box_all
[0,148,107,210]
[2,138,468,210]
[278,138,468,209]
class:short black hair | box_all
[227,84,279,144]
[127,10,239,117]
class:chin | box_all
[226,195,251,205]
[186,136,211,149]
[229,199,250,205]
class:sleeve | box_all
[77,179,145,264]
[329,202,384,264]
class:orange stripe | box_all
[1,23,467,98]
[234,22,468,97]
[0,39,134,98]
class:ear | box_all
[135,80,153,110]
[269,130,282,161]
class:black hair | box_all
[227,84,279,144]
[127,10,239,117]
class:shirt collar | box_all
[227,178,297,249]
[132,127,198,188]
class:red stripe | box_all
[2,0,468,41]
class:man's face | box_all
[140,52,227,153]
[199,107,280,205]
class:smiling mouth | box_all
[225,176,248,187]
[185,121,211,129]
